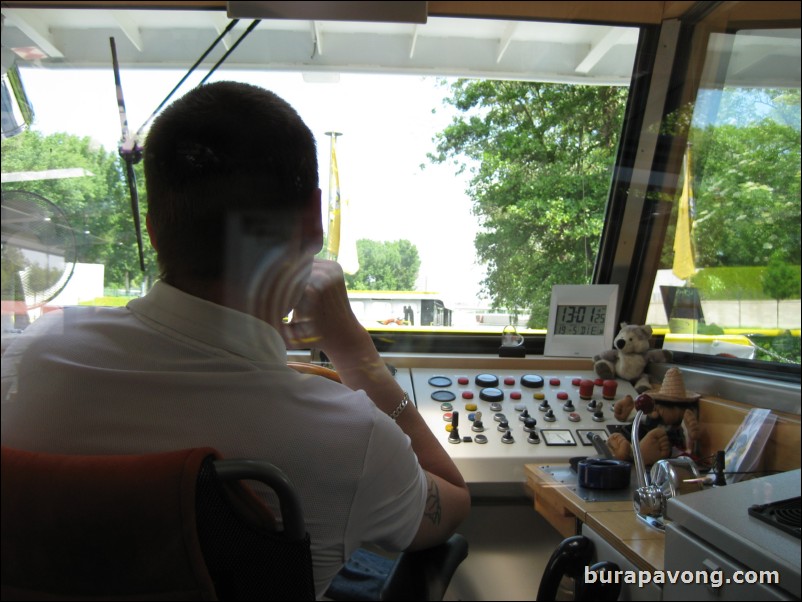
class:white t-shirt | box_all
[1,281,427,598]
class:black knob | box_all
[479,387,504,402]
[521,374,544,388]
[475,373,499,387]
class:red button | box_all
[579,379,595,399]
[504,377,515,386]
[550,378,560,386]
[458,377,470,385]
[572,377,582,386]
[510,391,522,400]
[462,391,474,399]
[595,378,604,387]
[557,391,569,400]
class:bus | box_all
[347,291,452,327]
[2,2,800,600]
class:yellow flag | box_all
[337,196,360,275]
[672,146,696,280]
[326,134,341,260]
[325,133,359,274]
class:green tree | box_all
[689,119,801,268]
[345,239,421,291]
[429,80,627,326]
[763,254,800,328]
[1,246,26,300]
[1,131,156,290]
[659,89,801,271]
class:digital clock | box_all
[554,304,607,336]
[544,285,619,357]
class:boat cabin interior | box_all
[1,1,800,600]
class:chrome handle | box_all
[631,394,664,520]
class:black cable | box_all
[199,20,261,87]
[135,19,240,140]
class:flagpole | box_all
[325,131,342,261]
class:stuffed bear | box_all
[607,367,703,466]
[593,323,672,393]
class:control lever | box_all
[588,433,612,459]
[630,394,666,527]
[448,411,461,444]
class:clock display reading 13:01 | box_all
[554,305,607,336]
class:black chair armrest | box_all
[379,533,469,601]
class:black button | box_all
[475,373,499,387]
[479,387,504,402]
[521,375,544,388]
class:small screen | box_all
[554,305,606,336]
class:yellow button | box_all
[534,392,545,400]
[465,403,477,411]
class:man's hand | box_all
[281,259,372,363]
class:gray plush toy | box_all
[593,323,672,393]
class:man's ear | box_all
[145,213,158,252]
[300,188,324,253]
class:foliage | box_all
[1,131,157,290]
[0,246,26,300]
[691,266,801,301]
[688,118,801,268]
[762,256,801,302]
[749,331,802,365]
[345,239,421,291]
[428,80,628,327]
[431,82,799,332]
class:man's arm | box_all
[282,259,470,548]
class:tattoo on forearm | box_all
[424,477,442,526]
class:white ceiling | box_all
[1,7,641,85]
[1,6,799,87]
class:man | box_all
[1,81,470,598]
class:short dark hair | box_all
[144,81,318,283]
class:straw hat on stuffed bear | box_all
[645,367,700,403]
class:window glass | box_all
[646,27,801,365]
[1,11,637,341]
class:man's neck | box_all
[166,277,286,328]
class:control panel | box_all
[408,368,637,485]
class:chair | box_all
[536,535,622,601]
[1,446,467,601]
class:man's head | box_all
[144,81,321,291]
